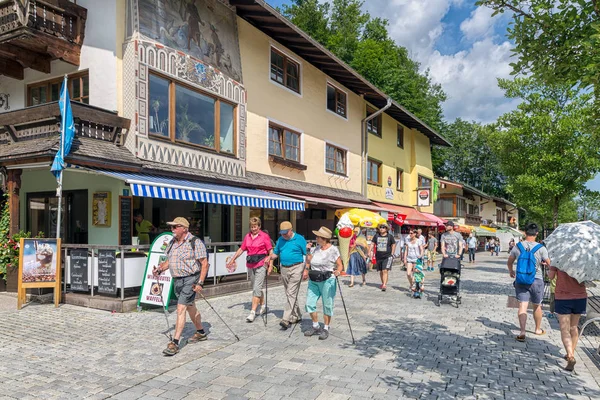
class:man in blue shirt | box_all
[266,221,307,329]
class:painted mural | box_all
[138,0,242,82]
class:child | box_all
[412,260,425,299]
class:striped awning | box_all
[87,169,305,211]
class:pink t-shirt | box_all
[241,230,273,269]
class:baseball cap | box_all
[166,217,190,228]
[279,221,293,234]
[445,221,455,227]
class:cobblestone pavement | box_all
[1,253,600,400]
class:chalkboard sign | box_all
[234,206,243,242]
[119,196,132,246]
[70,249,88,292]
[97,249,117,295]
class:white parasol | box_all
[543,221,600,283]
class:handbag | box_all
[308,269,332,282]
[246,254,266,264]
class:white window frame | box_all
[323,141,350,178]
[325,81,348,120]
[269,44,303,98]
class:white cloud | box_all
[362,1,516,124]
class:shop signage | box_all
[17,238,62,309]
[385,188,394,200]
[138,233,175,309]
[97,250,117,295]
[119,196,132,246]
[0,93,9,110]
[388,213,407,226]
[69,249,88,292]
[93,192,112,227]
[387,176,392,187]
[417,188,431,207]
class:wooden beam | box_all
[0,44,51,74]
[0,56,24,80]
[5,125,18,143]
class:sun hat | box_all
[166,217,190,228]
[312,226,332,239]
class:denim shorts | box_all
[555,298,587,315]
[514,278,544,305]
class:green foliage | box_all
[577,189,600,222]
[489,77,600,227]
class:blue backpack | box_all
[515,242,542,285]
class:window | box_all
[418,175,432,188]
[367,158,381,185]
[326,144,347,175]
[148,72,236,154]
[366,107,382,137]
[397,125,404,148]
[457,198,467,217]
[326,84,347,118]
[269,123,301,163]
[396,168,404,191]
[434,197,453,217]
[270,48,300,93]
[468,204,479,216]
[28,72,89,106]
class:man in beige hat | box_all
[154,217,209,356]
[265,221,307,329]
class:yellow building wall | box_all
[367,111,434,213]
[238,18,362,194]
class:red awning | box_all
[372,202,437,227]
[273,193,388,212]
[422,213,447,226]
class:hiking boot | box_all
[246,311,256,323]
[188,331,208,343]
[162,342,179,356]
[304,326,321,337]
[318,329,329,340]
[279,320,290,330]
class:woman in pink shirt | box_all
[227,217,273,323]
[548,266,587,371]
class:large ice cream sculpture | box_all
[336,213,354,269]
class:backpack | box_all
[166,235,202,255]
[515,242,542,285]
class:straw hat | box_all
[312,226,332,239]
[166,217,190,228]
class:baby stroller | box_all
[437,256,462,307]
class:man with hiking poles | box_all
[154,217,209,356]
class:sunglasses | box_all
[170,225,183,230]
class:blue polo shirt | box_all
[274,232,307,266]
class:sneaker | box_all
[259,306,267,315]
[246,311,256,323]
[318,329,329,340]
[188,331,208,343]
[304,326,322,337]
[279,320,290,330]
[162,342,179,356]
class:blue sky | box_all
[266,0,600,192]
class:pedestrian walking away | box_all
[489,237,496,256]
[227,217,273,323]
[460,236,467,261]
[266,221,307,330]
[303,227,343,340]
[369,223,396,291]
[548,265,587,371]
[346,227,368,287]
[426,231,438,271]
[153,217,209,356]
[403,230,424,290]
[467,233,477,263]
[507,223,550,342]
[440,221,463,259]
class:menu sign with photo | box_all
[138,233,175,309]
[97,249,117,295]
[17,238,62,309]
[70,249,88,292]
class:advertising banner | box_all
[138,233,174,309]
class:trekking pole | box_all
[264,266,268,327]
[153,270,173,342]
[199,291,240,342]
[335,275,355,344]
[287,278,303,338]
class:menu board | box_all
[70,249,88,292]
[119,196,132,246]
[97,249,117,295]
[234,206,243,242]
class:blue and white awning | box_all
[89,170,305,211]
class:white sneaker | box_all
[246,311,256,322]
[259,306,267,315]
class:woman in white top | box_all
[403,230,424,289]
[302,226,343,340]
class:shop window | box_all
[269,123,301,163]
[148,72,237,155]
[397,125,404,148]
[396,168,404,191]
[418,175,432,188]
[326,84,347,118]
[367,158,381,185]
[270,47,300,93]
[27,71,89,106]
[27,190,88,244]
[366,107,382,137]
[325,144,347,176]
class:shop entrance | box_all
[27,190,88,244]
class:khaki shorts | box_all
[426,250,436,262]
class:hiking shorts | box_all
[376,257,393,271]
[514,278,544,305]
[173,273,200,305]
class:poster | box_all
[417,188,431,207]
[138,232,175,308]
[21,239,58,283]
[92,192,112,227]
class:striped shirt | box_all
[167,233,207,278]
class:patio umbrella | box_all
[543,221,600,283]
[334,208,387,228]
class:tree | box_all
[280,0,331,45]
[489,77,600,228]
[577,188,600,222]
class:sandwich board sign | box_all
[138,232,174,309]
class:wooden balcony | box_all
[465,214,482,226]
[0,0,87,80]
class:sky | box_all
[266,0,600,192]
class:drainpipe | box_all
[361,97,393,197]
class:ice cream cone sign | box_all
[336,213,354,269]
